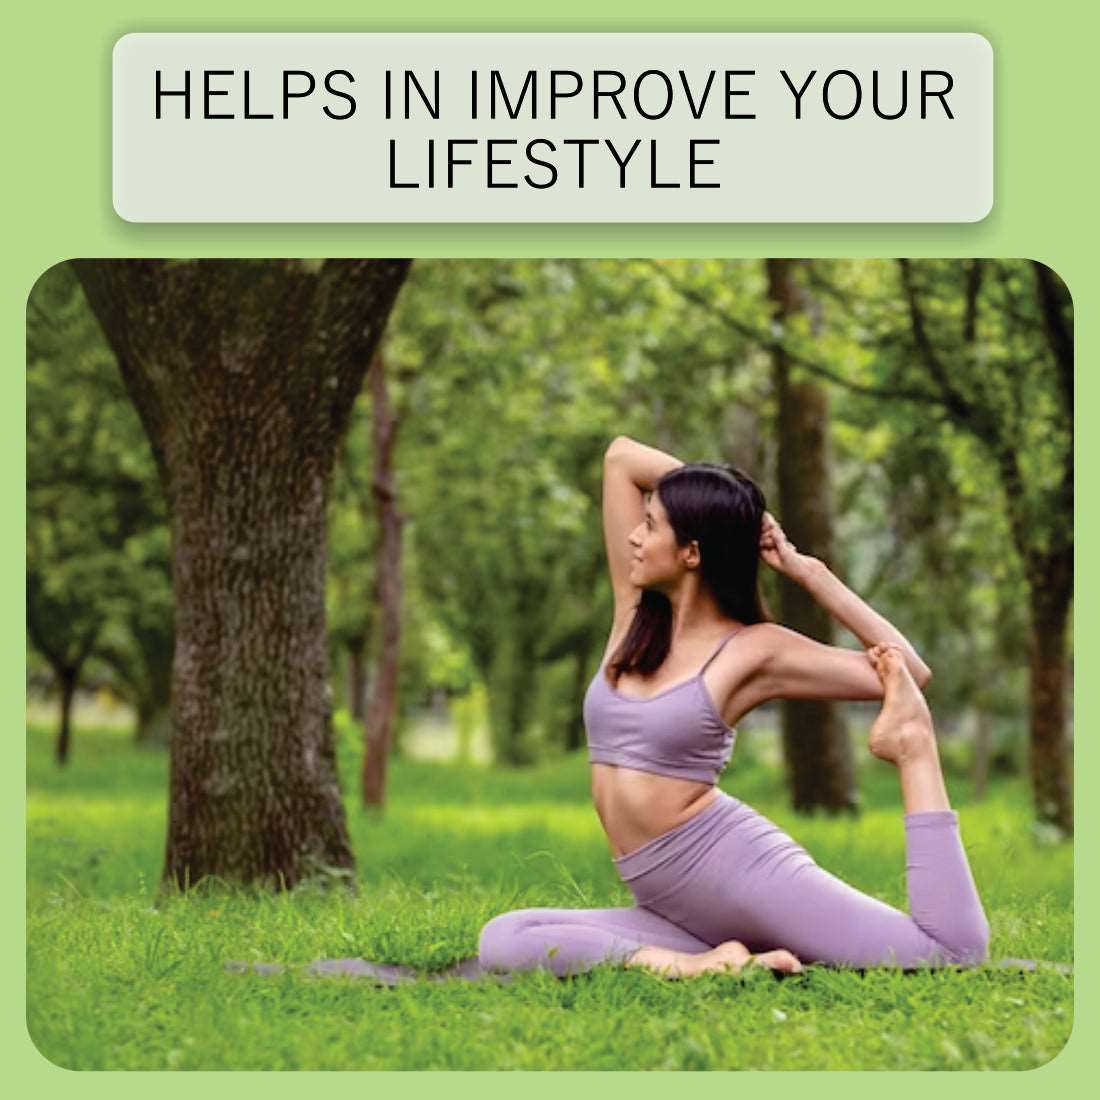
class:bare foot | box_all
[689,940,754,976]
[749,948,804,975]
[867,645,935,765]
[627,940,804,979]
[694,942,804,977]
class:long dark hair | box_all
[607,462,770,685]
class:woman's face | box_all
[628,491,696,590]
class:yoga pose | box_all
[474,436,988,980]
[231,435,995,985]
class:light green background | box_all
[10,0,1086,1092]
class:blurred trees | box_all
[27,264,170,762]
[882,260,1072,833]
[29,259,1072,835]
[736,258,1073,832]
[358,348,410,809]
[384,259,751,765]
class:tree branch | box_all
[896,259,984,431]
[963,259,983,344]
[1031,261,1073,416]
[645,259,947,406]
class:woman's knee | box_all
[477,909,541,969]
[938,910,991,966]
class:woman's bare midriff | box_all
[590,763,720,858]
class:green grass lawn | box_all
[26,722,1073,1071]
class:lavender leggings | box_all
[477,790,990,977]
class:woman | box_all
[232,435,991,985]
[473,435,989,980]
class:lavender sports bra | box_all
[583,628,742,784]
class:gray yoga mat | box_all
[224,956,512,985]
[224,954,1071,984]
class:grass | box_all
[26,721,1073,1071]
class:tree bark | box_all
[362,351,406,808]
[765,259,857,815]
[1027,549,1073,834]
[72,259,412,890]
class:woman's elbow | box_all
[604,435,634,463]
[914,662,933,689]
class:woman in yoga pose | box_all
[232,434,991,985]
[472,435,989,980]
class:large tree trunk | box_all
[72,259,412,890]
[1028,549,1073,834]
[765,259,857,814]
[362,351,406,808]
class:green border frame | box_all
[11,0,1086,1093]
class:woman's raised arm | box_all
[605,435,684,491]
[601,437,684,620]
[756,512,932,695]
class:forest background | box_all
[27,257,1072,829]
[25,256,1074,1070]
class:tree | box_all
[891,259,1073,833]
[361,348,407,807]
[72,259,412,889]
[765,260,857,814]
[644,258,1071,830]
[635,258,858,811]
[27,264,167,762]
[391,259,747,764]
[91,525,175,746]
[763,257,1072,832]
[329,424,378,726]
[26,570,100,766]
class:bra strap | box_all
[699,627,743,674]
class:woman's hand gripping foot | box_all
[866,644,936,766]
[866,644,952,813]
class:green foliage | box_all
[343,259,782,764]
[32,258,1069,776]
[825,260,1069,719]
[27,264,172,738]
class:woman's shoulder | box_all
[726,621,789,667]
[734,620,781,644]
